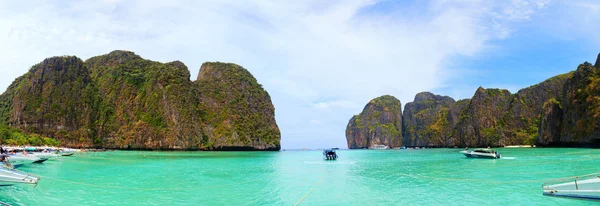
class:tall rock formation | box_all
[196,62,280,150]
[537,59,600,146]
[454,88,513,147]
[0,50,280,150]
[348,52,599,148]
[402,92,457,147]
[346,95,403,149]
[6,57,96,143]
[500,73,569,145]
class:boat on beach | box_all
[543,173,600,200]
[460,149,501,159]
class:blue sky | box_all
[1,0,599,149]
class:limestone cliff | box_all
[537,59,600,146]
[454,88,513,147]
[402,92,457,147]
[345,95,402,149]
[0,51,280,150]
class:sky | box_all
[1,0,600,149]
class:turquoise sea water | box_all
[1,148,599,205]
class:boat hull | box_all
[543,176,600,201]
[60,152,75,156]
[0,167,40,185]
[543,192,600,201]
[7,155,45,166]
[460,151,501,159]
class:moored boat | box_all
[543,173,600,200]
[323,149,338,160]
[460,149,501,159]
[0,166,40,186]
[6,154,47,167]
[370,145,389,150]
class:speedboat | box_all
[543,173,600,200]
[32,152,59,159]
[323,149,338,160]
[0,166,40,186]
[460,149,501,159]
[59,149,77,156]
[7,154,48,167]
[370,145,389,150]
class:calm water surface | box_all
[1,148,599,205]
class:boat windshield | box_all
[474,149,495,153]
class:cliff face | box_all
[345,52,600,148]
[349,80,568,148]
[0,50,280,150]
[537,60,600,146]
[402,92,457,147]
[454,88,513,147]
[345,95,402,149]
[6,57,96,144]
[399,72,568,148]
[499,74,569,145]
[196,62,280,150]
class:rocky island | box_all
[346,53,600,148]
[345,95,403,149]
[0,51,280,151]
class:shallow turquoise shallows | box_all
[1,148,599,205]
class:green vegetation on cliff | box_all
[402,92,456,147]
[0,126,59,146]
[0,51,280,150]
[537,60,600,146]
[346,95,402,149]
[196,62,280,150]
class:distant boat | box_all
[370,145,389,150]
[332,148,340,150]
[460,149,501,159]
[543,173,600,200]
[323,149,338,160]
[400,146,406,149]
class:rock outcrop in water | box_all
[402,92,459,147]
[347,53,598,148]
[0,50,280,150]
[537,57,600,146]
[345,95,403,149]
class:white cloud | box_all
[0,0,556,149]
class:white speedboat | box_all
[59,149,76,156]
[460,149,501,159]
[370,145,389,150]
[0,166,40,186]
[543,173,600,200]
[7,154,48,167]
[32,152,59,159]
